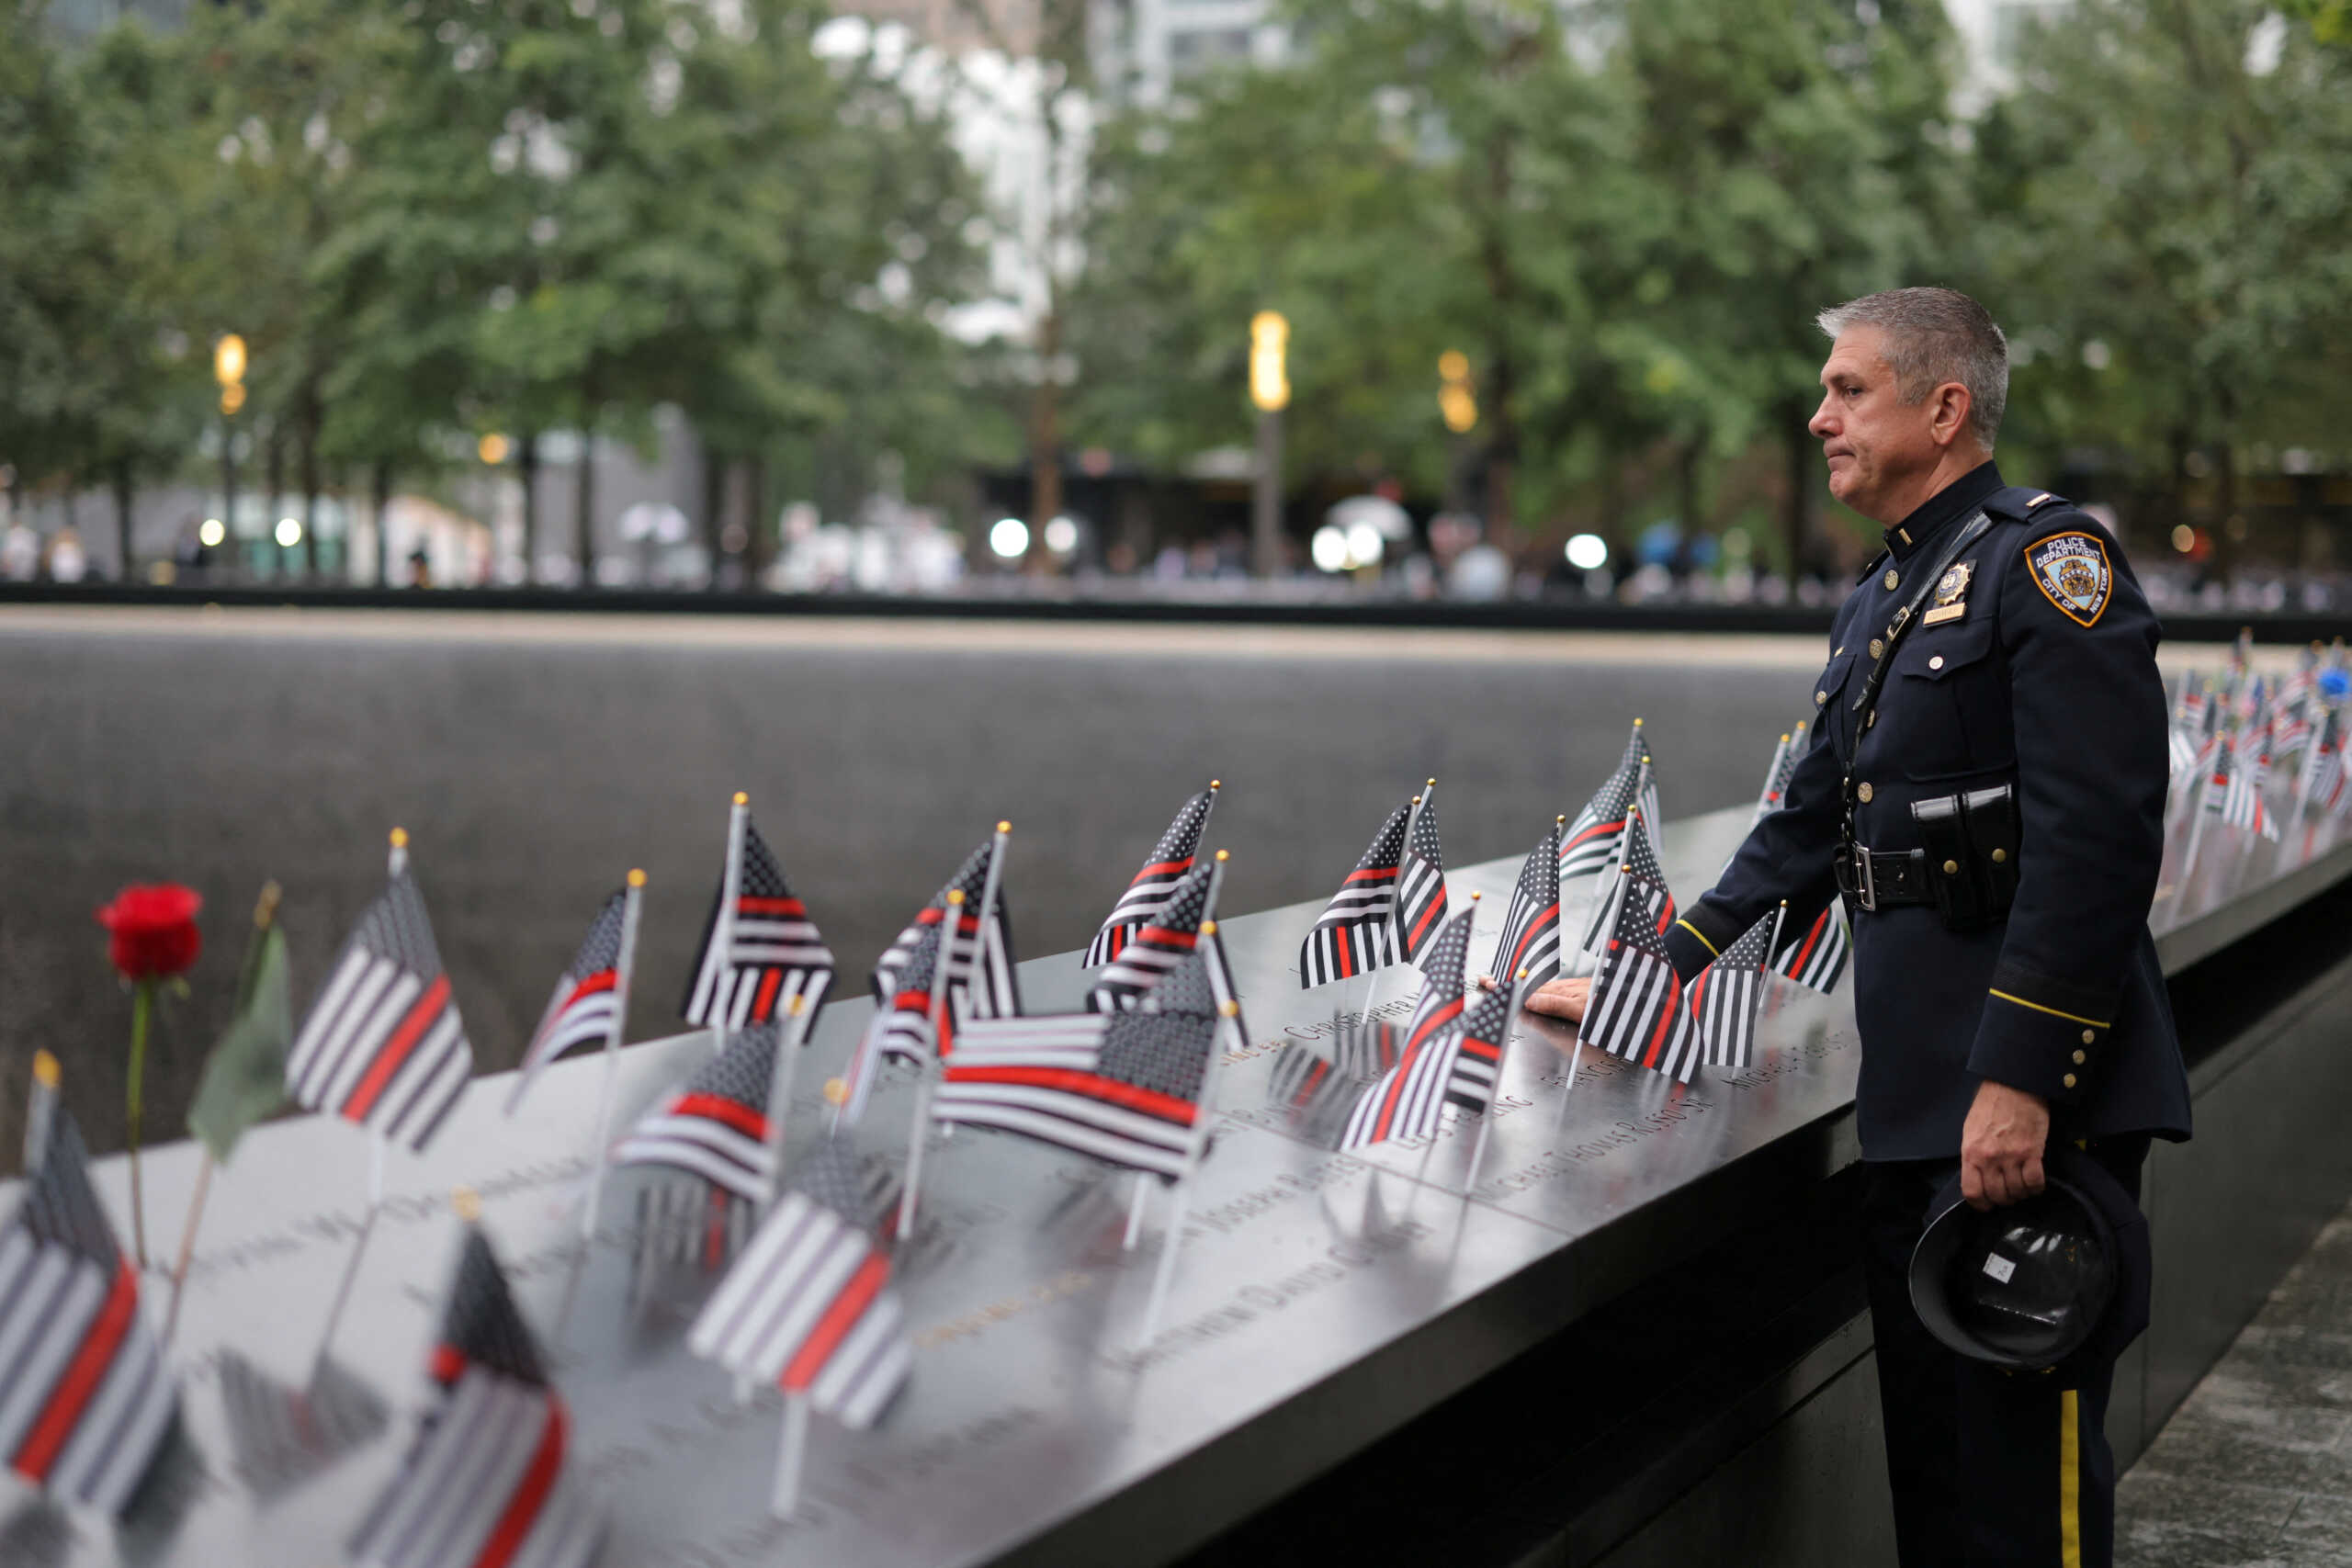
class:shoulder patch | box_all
[2023,532,2112,627]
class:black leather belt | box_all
[1833,843,1938,913]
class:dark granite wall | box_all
[0,617,1816,1162]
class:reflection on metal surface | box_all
[15,802,2345,1565]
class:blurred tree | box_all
[1973,0,2352,573]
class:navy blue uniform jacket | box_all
[1664,463,2194,1160]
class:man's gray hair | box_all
[1815,287,2009,452]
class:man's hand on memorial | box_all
[1524,977,1589,1022]
[1959,1079,2051,1211]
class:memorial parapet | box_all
[6,801,2344,1567]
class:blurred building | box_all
[830,0,1044,54]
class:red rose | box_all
[96,884,203,980]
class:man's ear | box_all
[1928,380,1973,450]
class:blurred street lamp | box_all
[1438,350,1477,434]
[1042,515,1079,556]
[479,433,511,465]
[1566,533,1609,571]
[275,517,302,548]
[1250,310,1289,579]
[214,333,248,560]
[989,517,1030,559]
[198,519,225,548]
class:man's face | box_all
[1808,326,1942,524]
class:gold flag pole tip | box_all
[1221,1000,1240,1018]
[786,994,807,1016]
[1215,849,1230,863]
[628,868,648,888]
[452,1187,481,1224]
[1209,779,1222,790]
[822,1078,849,1107]
[732,792,749,807]
[389,827,409,849]
[946,889,966,904]
[32,1051,60,1089]
[1201,920,1218,936]
[997,820,1012,834]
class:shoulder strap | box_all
[1982,485,2070,524]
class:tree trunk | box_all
[574,407,596,584]
[1781,400,1814,581]
[1478,126,1521,539]
[517,433,539,584]
[263,424,284,576]
[1031,307,1062,552]
[299,404,322,580]
[1678,439,1702,536]
[372,459,393,587]
[112,459,135,582]
[744,455,771,583]
[701,440,727,592]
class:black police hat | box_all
[1907,1144,2151,1372]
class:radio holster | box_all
[1909,784,2020,931]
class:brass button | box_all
[1869,637,1885,660]
[2063,1073,2078,1089]
[1928,655,1945,671]
[2081,1029,2095,1044]
[1992,848,2007,863]
[1815,691,1827,706]
[1884,570,1900,591]
[1858,783,1874,803]
[1942,859,1960,874]
[2073,1050,2087,1065]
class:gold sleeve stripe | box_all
[1675,920,1722,959]
[1987,989,2110,1030]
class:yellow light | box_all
[478,433,511,465]
[1438,350,1469,382]
[2171,524,2195,554]
[1440,382,1478,434]
[219,382,247,417]
[275,517,302,547]
[213,333,246,387]
[1250,310,1290,412]
[198,518,225,547]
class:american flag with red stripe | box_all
[1341,906,1474,1147]
[506,889,627,1113]
[1441,979,1516,1112]
[2211,732,2280,840]
[1089,861,1214,1011]
[1770,901,1850,993]
[1583,798,1675,954]
[933,1010,1218,1179]
[1085,788,1216,967]
[688,1138,913,1429]
[1583,819,1698,1082]
[1396,796,1450,968]
[684,818,835,1031]
[2311,710,2348,816]
[873,837,1021,1023]
[1561,732,1643,881]
[286,870,473,1151]
[1298,805,1408,987]
[1489,826,1563,989]
[0,1107,176,1515]
[348,1228,602,1568]
[836,921,948,1128]
[1688,908,1780,1071]
[611,1023,782,1202]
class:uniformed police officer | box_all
[1534,287,2190,1566]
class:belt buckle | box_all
[1853,844,1878,913]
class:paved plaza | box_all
[2124,1198,2352,1565]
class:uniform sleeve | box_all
[1965,523,2168,1105]
[1665,713,1844,981]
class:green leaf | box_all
[187,925,291,1166]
